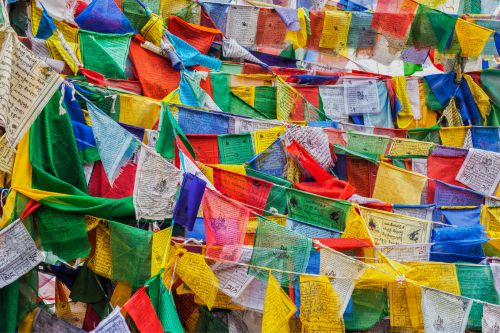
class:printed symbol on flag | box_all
[211,217,226,231]
[432,316,444,332]
[329,211,341,222]
[275,245,289,260]
[493,322,500,332]
[368,218,377,231]
[408,229,420,242]
[289,196,298,208]
[154,179,167,193]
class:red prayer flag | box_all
[202,188,250,261]
[123,287,164,333]
[371,0,418,38]
[294,178,356,200]
[212,166,273,212]
[129,40,180,99]
[168,16,221,54]
[186,134,220,164]
[286,140,333,182]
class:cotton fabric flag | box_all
[133,145,182,221]
[201,188,250,261]
[455,19,494,58]
[262,273,296,333]
[122,287,164,333]
[299,275,345,332]
[249,215,312,286]
[421,287,472,333]
[373,162,427,205]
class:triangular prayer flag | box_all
[87,101,139,184]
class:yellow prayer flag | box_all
[299,275,345,332]
[230,74,274,87]
[208,164,246,175]
[119,94,161,129]
[388,262,460,330]
[253,126,286,154]
[262,273,297,333]
[87,221,112,279]
[110,281,132,316]
[439,126,469,147]
[176,252,219,310]
[285,8,308,49]
[276,77,298,121]
[442,98,463,127]
[393,77,414,129]
[151,227,172,276]
[55,280,87,328]
[140,14,164,46]
[194,291,245,310]
[160,0,191,17]
[46,21,81,74]
[18,309,37,333]
[361,207,432,245]
[464,74,491,121]
[455,19,494,57]
[372,162,427,205]
[388,137,436,156]
[319,10,352,51]
[231,86,256,106]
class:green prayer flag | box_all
[110,221,152,288]
[80,30,132,79]
[408,5,456,53]
[249,216,312,286]
[286,188,351,232]
[217,133,254,164]
[147,274,184,333]
[456,264,500,330]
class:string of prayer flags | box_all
[262,273,296,333]
[201,188,250,261]
[249,215,312,286]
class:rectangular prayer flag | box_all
[202,188,250,261]
[373,162,427,205]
